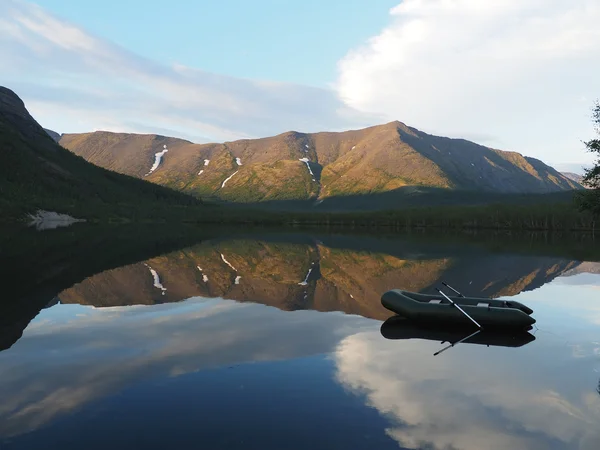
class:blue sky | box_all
[1,0,600,169]
[32,0,397,87]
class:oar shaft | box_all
[434,329,482,356]
[442,282,465,298]
[436,289,482,329]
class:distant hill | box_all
[562,172,590,188]
[60,122,582,208]
[0,87,203,222]
[43,128,61,142]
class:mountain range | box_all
[1,83,584,220]
[57,123,582,209]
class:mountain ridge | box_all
[59,121,582,207]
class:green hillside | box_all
[59,121,582,209]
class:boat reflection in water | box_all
[380,316,536,355]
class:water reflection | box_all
[335,329,600,449]
[1,231,600,449]
[1,276,600,449]
[57,238,577,321]
[380,316,536,350]
[0,300,389,448]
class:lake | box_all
[1,226,600,449]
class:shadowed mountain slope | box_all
[0,87,204,221]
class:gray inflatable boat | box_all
[381,289,536,329]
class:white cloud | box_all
[2,0,598,168]
[0,0,376,142]
[337,0,600,166]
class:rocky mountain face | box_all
[58,238,578,321]
[0,86,202,221]
[59,122,582,206]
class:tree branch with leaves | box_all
[581,101,600,187]
[575,101,600,216]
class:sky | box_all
[1,0,600,170]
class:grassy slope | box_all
[59,122,582,207]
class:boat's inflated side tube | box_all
[381,290,418,320]
[381,290,536,329]
[400,291,533,315]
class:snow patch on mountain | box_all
[144,264,167,295]
[221,254,237,272]
[145,145,168,176]
[299,158,316,181]
[221,171,239,188]
[298,267,313,286]
[197,266,209,282]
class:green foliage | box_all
[575,101,600,217]
[581,101,600,187]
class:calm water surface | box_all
[1,230,600,449]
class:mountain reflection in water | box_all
[1,229,600,450]
[57,238,577,320]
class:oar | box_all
[441,282,465,298]
[434,328,482,356]
[436,288,482,330]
